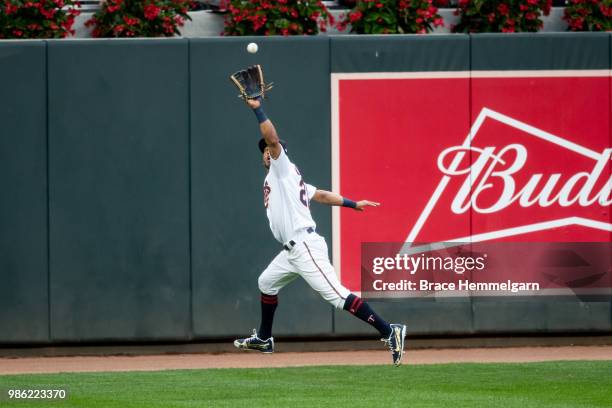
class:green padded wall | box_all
[190,37,334,338]
[0,42,49,343]
[0,34,609,344]
[471,33,609,71]
[331,34,470,73]
[47,40,191,341]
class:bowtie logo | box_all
[406,108,612,245]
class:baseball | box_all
[247,42,258,54]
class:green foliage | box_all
[564,0,612,31]
[85,0,193,38]
[453,0,552,33]
[222,0,334,36]
[0,0,80,39]
[339,0,444,34]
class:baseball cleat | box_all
[234,329,274,353]
[382,323,407,366]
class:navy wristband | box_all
[342,198,357,208]
[253,105,268,124]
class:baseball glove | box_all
[229,64,273,101]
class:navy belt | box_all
[283,227,314,251]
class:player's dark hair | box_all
[258,138,288,154]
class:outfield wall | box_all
[0,34,610,344]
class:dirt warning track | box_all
[1,346,611,375]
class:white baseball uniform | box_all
[258,148,351,309]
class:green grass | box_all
[0,361,611,407]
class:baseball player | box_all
[233,96,407,366]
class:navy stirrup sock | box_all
[344,294,392,338]
[259,293,278,340]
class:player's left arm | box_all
[312,189,379,212]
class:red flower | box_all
[162,22,174,33]
[40,8,57,19]
[4,1,17,15]
[123,16,140,26]
[497,3,509,15]
[107,4,120,12]
[144,4,161,20]
[349,10,362,22]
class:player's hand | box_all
[246,98,261,109]
[354,200,380,211]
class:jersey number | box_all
[299,179,308,207]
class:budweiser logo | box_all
[438,144,611,214]
[406,108,612,244]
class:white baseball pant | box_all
[257,233,351,309]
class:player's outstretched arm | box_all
[247,98,282,159]
[312,189,380,212]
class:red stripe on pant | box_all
[261,294,278,305]
[350,297,362,314]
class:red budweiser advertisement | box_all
[332,71,611,297]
